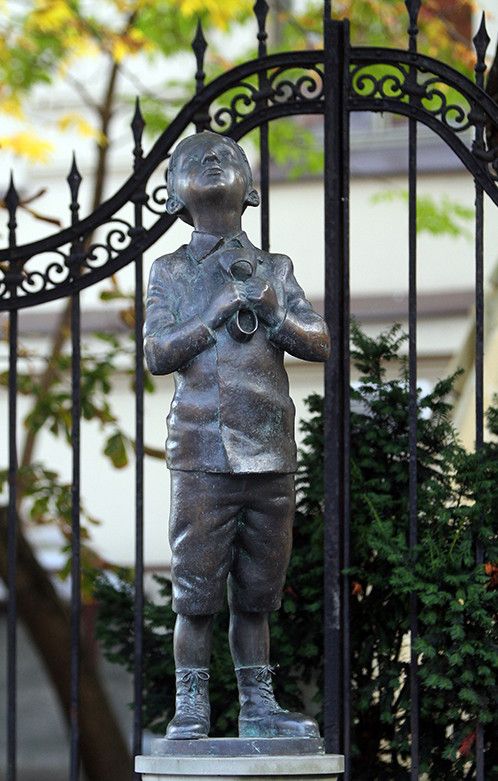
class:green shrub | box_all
[94,324,498,779]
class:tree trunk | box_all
[0,507,132,781]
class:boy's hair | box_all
[166,131,260,225]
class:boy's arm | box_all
[268,255,330,362]
[144,257,246,375]
[144,259,216,375]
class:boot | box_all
[235,665,320,739]
[166,668,210,739]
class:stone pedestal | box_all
[135,738,344,780]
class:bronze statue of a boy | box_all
[144,131,330,741]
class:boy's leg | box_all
[167,613,215,740]
[229,609,269,667]
[167,471,239,739]
[229,475,319,738]
[230,608,319,739]
[174,613,215,668]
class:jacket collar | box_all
[187,230,253,263]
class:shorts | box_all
[169,470,295,615]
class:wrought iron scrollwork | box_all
[210,64,324,134]
[349,49,498,200]
[350,62,472,133]
[3,43,498,311]
[211,81,261,133]
[473,143,498,181]
[269,65,324,104]
[0,216,137,304]
[84,218,133,271]
[20,249,71,296]
[0,50,329,310]
[144,183,169,216]
[351,62,406,99]
[420,76,471,132]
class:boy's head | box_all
[166,131,260,226]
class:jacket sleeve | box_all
[268,255,330,362]
[143,258,216,375]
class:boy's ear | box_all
[246,188,260,208]
[166,195,184,215]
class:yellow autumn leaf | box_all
[0,131,54,162]
[129,27,148,44]
[28,0,75,32]
[0,95,25,120]
[57,112,105,144]
[111,0,151,11]
[112,37,129,63]
[66,36,99,58]
[111,27,151,62]
[175,0,252,29]
[58,37,99,74]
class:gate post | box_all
[322,6,350,775]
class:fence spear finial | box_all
[131,97,145,143]
[67,152,82,200]
[192,19,208,95]
[5,171,19,248]
[131,96,145,164]
[67,152,82,224]
[404,0,421,50]
[5,171,19,216]
[473,12,490,88]
[254,0,269,57]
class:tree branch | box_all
[18,12,137,474]
[63,72,102,115]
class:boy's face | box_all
[172,134,248,217]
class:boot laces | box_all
[255,665,281,709]
[176,669,210,718]
[179,669,210,693]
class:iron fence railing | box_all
[1,1,497,779]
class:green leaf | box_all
[371,191,473,240]
[103,431,129,469]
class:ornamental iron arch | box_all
[2,27,498,307]
[2,1,497,780]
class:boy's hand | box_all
[203,281,247,330]
[243,278,284,329]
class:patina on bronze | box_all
[144,131,330,741]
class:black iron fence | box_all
[1,1,497,779]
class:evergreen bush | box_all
[94,324,498,779]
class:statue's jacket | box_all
[144,230,330,475]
